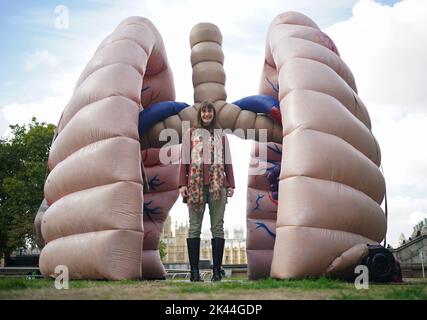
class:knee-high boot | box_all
[187,238,203,282]
[211,237,225,281]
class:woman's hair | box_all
[192,100,221,131]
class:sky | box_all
[1,0,426,246]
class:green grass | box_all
[383,286,427,300]
[0,277,137,291]
[0,278,52,291]
[332,292,365,300]
[0,277,426,300]
[331,284,427,300]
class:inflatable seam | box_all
[100,37,151,57]
[279,58,370,130]
[281,172,383,205]
[191,38,222,47]
[282,105,379,166]
[76,39,149,88]
[273,36,354,90]
[193,80,226,87]
[72,62,143,100]
[276,225,377,243]
[58,95,140,136]
[277,223,383,243]
[283,88,368,129]
[192,59,224,68]
[61,95,141,134]
[281,57,354,99]
[273,19,318,28]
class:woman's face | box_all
[201,107,214,126]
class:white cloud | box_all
[48,70,80,94]
[326,0,427,246]
[387,196,427,244]
[326,0,427,115]
[1,70,76,136]
[0,109,9,137]
[24,50,59,71]
[373,112,427,195]
[2,95,66,136]
[409,211,427,229]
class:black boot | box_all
[187,238,203,282]
[211,237,225,281]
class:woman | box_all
[178,100,235,282]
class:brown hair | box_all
[192,100,221,131]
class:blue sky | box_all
[0,1,106,105]
[0,0,400,107]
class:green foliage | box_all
[159,239,167,261]
[0,117,55,258]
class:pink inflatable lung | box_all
[262,12,385,279]
[40,17,175,280]
[140,145,180,279]
[37,11,386,280]
[246,142,281,279]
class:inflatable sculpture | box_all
[35,11,386,280]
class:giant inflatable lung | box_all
[40,17,176,279]
[37,11,386,280]
[262,12,385,279]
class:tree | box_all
[159,239,167,261]
[0,117,55,259]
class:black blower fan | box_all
[361,244,400,282]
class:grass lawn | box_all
[0,277,426,300]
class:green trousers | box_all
[188,185,227,238]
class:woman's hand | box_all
[226,187,234,197]
[179,186,188,198]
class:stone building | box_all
[162,216,189,264]
[161,215,247,265]
[391,218,427,277]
